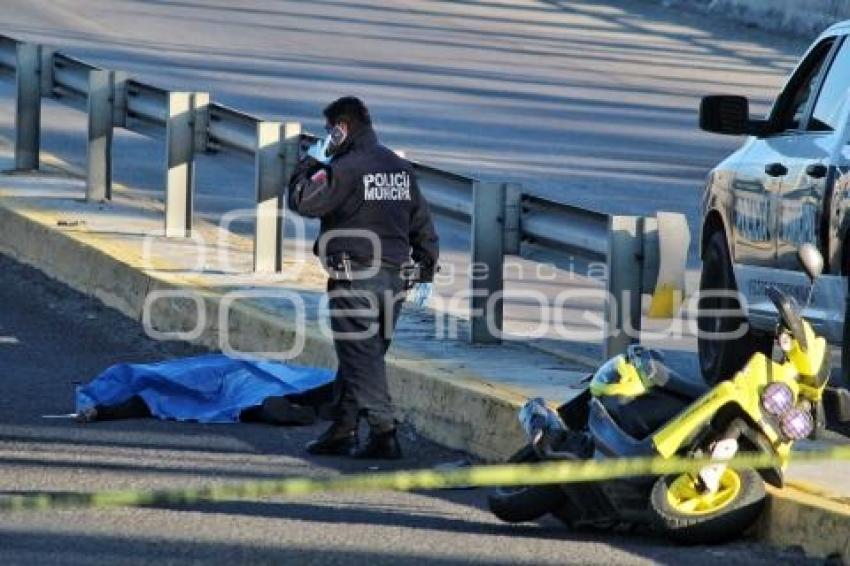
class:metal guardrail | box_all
[520,195,609,261]
[0,36,18,71]
[0,33,689,356]
[52,53,98,98]
[208,103,258,156]
[385,169,676,354]
[409,161,474,220]
[125,80,168,128]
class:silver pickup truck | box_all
[698,21,850,386]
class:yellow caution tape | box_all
[3,445,850,512]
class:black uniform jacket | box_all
[288,127,439,279]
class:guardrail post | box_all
[86,69,114,201]
[471,181,505,344]
[14,43,41,171]
[39,47,55,96]
[605,215,642,357]
[503,182,522,256]
[164,92,195,237]
[253,120,287,273]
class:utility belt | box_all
[324,252,404,282]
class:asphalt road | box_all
[0,4,834,561]
[0,0,819,373]
[0,0,812,243]
[0,253,816,564]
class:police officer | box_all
[288,97,439,459]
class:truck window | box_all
[771,38,835,133]
[809,39,850,132]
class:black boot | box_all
[351,428,402,460]
[305,421,357,455]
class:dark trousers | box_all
[327,266,406,432]
[94,395,151,420]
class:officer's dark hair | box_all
[323,96,371,128]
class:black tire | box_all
[842,272,850,389]
[487,445,567,524]
[698,230,772,385]
[842,316,850,389]
[649,468,766,545]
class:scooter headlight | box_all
[781,408,814,440]
[761,382,794,417]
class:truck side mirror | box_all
[700,95,766,136]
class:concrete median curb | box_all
[761,482,850,561]
[1,169,849,561]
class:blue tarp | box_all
[75,354,334,423]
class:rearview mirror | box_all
[700,95,767,136]
[798,243,824,282]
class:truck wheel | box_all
[842,310,849,388]
[487,445,567,524]
[649,468,766,544]
[698,231,772,385]
[841,262,850,389]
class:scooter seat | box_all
[598,386,692,441]
[588,397,658,456]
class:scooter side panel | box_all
[652,380,745,458]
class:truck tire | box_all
[841,258,850,389]
[697,230,772,385]
[842,309,849,389]
[487,445,567,524]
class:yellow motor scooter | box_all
[489,244,831,544]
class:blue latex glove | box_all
[306,136,332,164]
[410,282,433,308]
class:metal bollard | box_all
[86,69,114,201]
[471,181,506,344]
[253,120,287,273]
[14,43,41,171]
[164,92,195,237]
[605,215,643,357]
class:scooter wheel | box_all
[649,467,766,544]
[487,444,567,523]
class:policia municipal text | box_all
[288,97,439,459]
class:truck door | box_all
[778,37,850,270]
[730,138,783,267]
[732,37,836,268]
